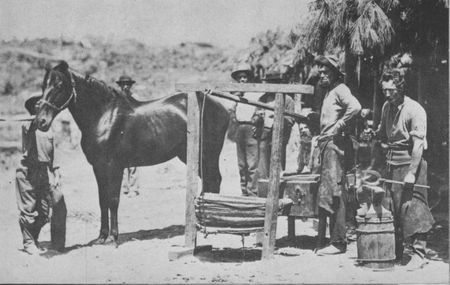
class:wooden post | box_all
[294,94,303,114]
[185,92,200,248]
[287,216,296,244]
[372,61,380,127]
[262,92,285,259]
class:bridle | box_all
[39,71,78,112]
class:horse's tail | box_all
[197,91,229,194]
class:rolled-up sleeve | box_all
[334,85,361,133]
[409,106,427,140]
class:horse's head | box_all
[36,60,75,131]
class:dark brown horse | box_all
[35,61,229,246]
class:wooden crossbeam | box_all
[207,91,308,123]
[175,82,314,95]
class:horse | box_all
[35,61,230,246]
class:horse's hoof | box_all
[104,236,118,247]
[89,237,107,245]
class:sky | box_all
[0,0,309,48]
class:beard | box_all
[318,78,330,88]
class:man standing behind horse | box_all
[313,55,361,256]
[16,95,67,255]
[252,71,296,179]
[229,63,262,196]
[116,75,140,198]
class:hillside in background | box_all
[0,37,238,105]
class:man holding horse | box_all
[116,75,140,198]
[16,95,67,255]
[374,67,434,270]
[313,55,361,256]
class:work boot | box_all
[127,191,140,198]
[315,244,345,256]
[405,253,427,271]
[22,242,43,255]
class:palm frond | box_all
[350,1,394,54]
[375,0,400,11]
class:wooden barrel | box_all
[356,216,396,269]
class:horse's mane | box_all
[71,70,123,99]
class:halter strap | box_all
[40,72,77,112]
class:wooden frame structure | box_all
[175,82,314,260]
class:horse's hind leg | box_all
[91,163,123,247]
[201,151,221,193]
[177,137,221,193]
[202,116,228,193]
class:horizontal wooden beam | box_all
[207,91,308,123]
[175,82,314,95]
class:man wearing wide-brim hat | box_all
[16,94,66,255]
[228,63,261,196]
[314,55,362,256]
[116,74,140,198]
[230,63,254,83]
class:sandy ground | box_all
[0,130,448,284]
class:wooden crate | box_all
[258,175,319,218]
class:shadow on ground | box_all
[196,234,320,263]
[37,225,185,258]
[196,247,262,262]
[276,235,322,251]
[118,224,185,244]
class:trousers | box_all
[382,159,434,258]
[122,167,139,194]
[235,124,259,195]
[16,164,66,250]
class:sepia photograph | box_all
[0,0,448,283]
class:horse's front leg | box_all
[91,165,110,244]
[105,163,123,247]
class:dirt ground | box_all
[0,125,448,284]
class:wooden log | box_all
[185,92,200,248]
[262,93,284,260]
[175,82,314,94]
[196,208,265,217]
[197,226,264,235]
[199,193,267,203]
[196,201,265,210]
[198,217,265,228]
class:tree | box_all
[301,0,449,170]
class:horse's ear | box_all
[44,62,53,71]
[55,60,69,72]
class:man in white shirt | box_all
[229,64,260,196]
